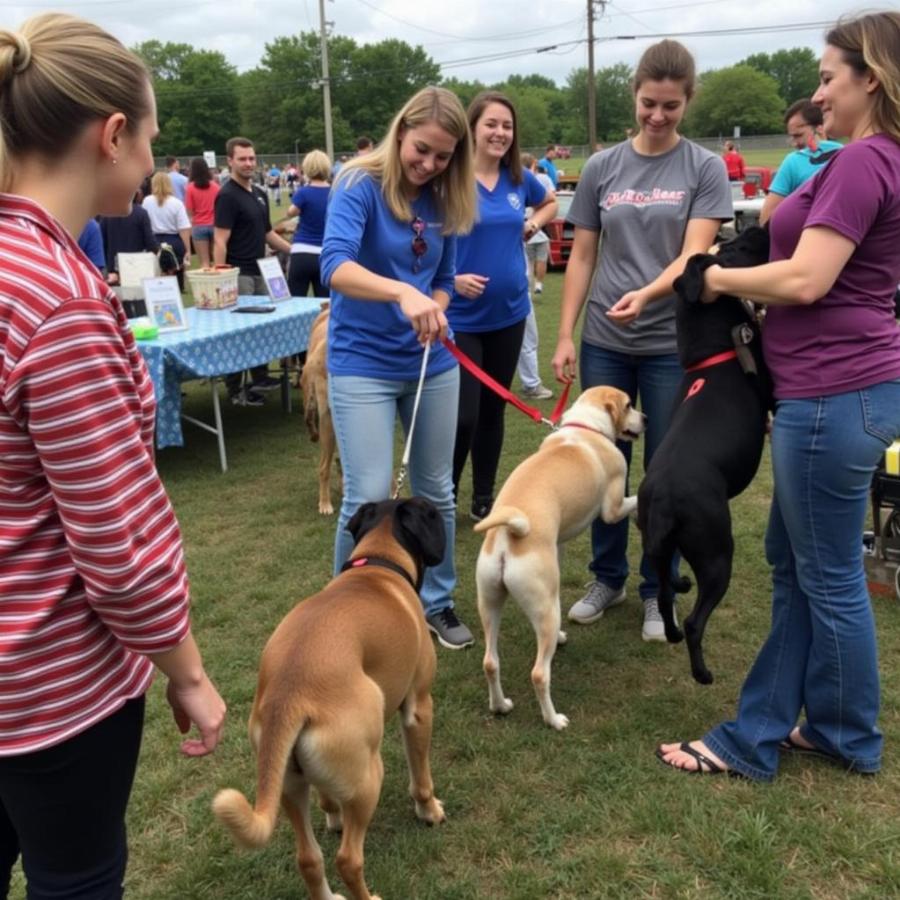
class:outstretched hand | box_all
[606,290,649,326]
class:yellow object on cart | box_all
[886,439,900,476]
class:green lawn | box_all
[11,272,900,899]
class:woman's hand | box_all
[454,273,489,299]
[551,336,578,384]
[523,219,540,240]
[398,285,448,344]
[607,289,649,326]
[166,672,226,758]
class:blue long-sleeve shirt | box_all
[320,171,458,380]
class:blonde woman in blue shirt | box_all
[320,86,478,649]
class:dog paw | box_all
[490,697,514,715]
[319,501,334,515]
[546,712,570,731]
[557,629,568,645]
[666,627,684,644]
[693,668,714,685]
[416,797,446,825]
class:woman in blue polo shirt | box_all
[448,91,557,521]
[319,86,478,650]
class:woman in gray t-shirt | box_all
[551,39,733,641]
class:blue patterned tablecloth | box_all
[137,296,322,448]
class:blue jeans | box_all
[579,342,683,599]
[329,367,459,617]
[705,381,900,781]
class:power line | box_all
[151,18,830,101]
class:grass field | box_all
[11,238,900,899]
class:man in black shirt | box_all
[214,137,293,405]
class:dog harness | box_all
[340,556,421,592]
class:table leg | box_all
[211,377,228,473]
[280,357,292,413]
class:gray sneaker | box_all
[521,384,554,400]
[426,607,474,650]
[567,581,626,624]
[642,597,677,642]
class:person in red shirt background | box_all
[185,156,220,268]
[0,12,225,897]
[722,139,746,181]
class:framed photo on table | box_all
[142,276,188,333]
[256,256,291,301]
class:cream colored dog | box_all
[473,386,646,730]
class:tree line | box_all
[136,35,820,157]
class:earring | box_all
[112,158,118,166]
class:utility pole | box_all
[587,0,596,150]
[319,0,334,162]
[586,0,606,150]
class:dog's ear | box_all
[346,502,381,544]
[394,497,446,567]
[674,253,713,305]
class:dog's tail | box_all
[212,714,308,849]
[473,505,530,537]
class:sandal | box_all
[656,741,727,775]
[779,732,874,775]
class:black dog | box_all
[638,226,772,684]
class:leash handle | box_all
[392,340,431,500]
[442,337,570,427]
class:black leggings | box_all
[287,252,327,298]
[0,696,145,900]
[453,319,527,501]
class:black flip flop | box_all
[778,733,873,775]
[656,742,726,775]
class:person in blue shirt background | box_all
[539,144,560,189]
[760,99,843,225]
[447,91,557,521]
[319,85,478,650]
[286,149,331,297]
[77,217,105,270]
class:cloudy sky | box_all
[9,0,857,84]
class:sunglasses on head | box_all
[411,217,427,273]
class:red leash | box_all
[441,337,571,427]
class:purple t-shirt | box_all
[765,134,900,399]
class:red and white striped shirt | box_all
[0,194,190,756]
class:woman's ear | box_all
[99,112,128,163]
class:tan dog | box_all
[300,304,339,515]
[473,386,646,730]
[213,498,447,900]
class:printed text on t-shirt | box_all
[603,188,687,208]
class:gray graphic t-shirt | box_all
[568,139,733,355]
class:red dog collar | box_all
[685,349,738,373]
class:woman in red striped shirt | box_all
[0,13,225,897]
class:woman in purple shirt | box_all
[651,11,900,780]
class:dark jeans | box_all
[287,252,327,298]
[0,697,145,899]
[453,319,527,501]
